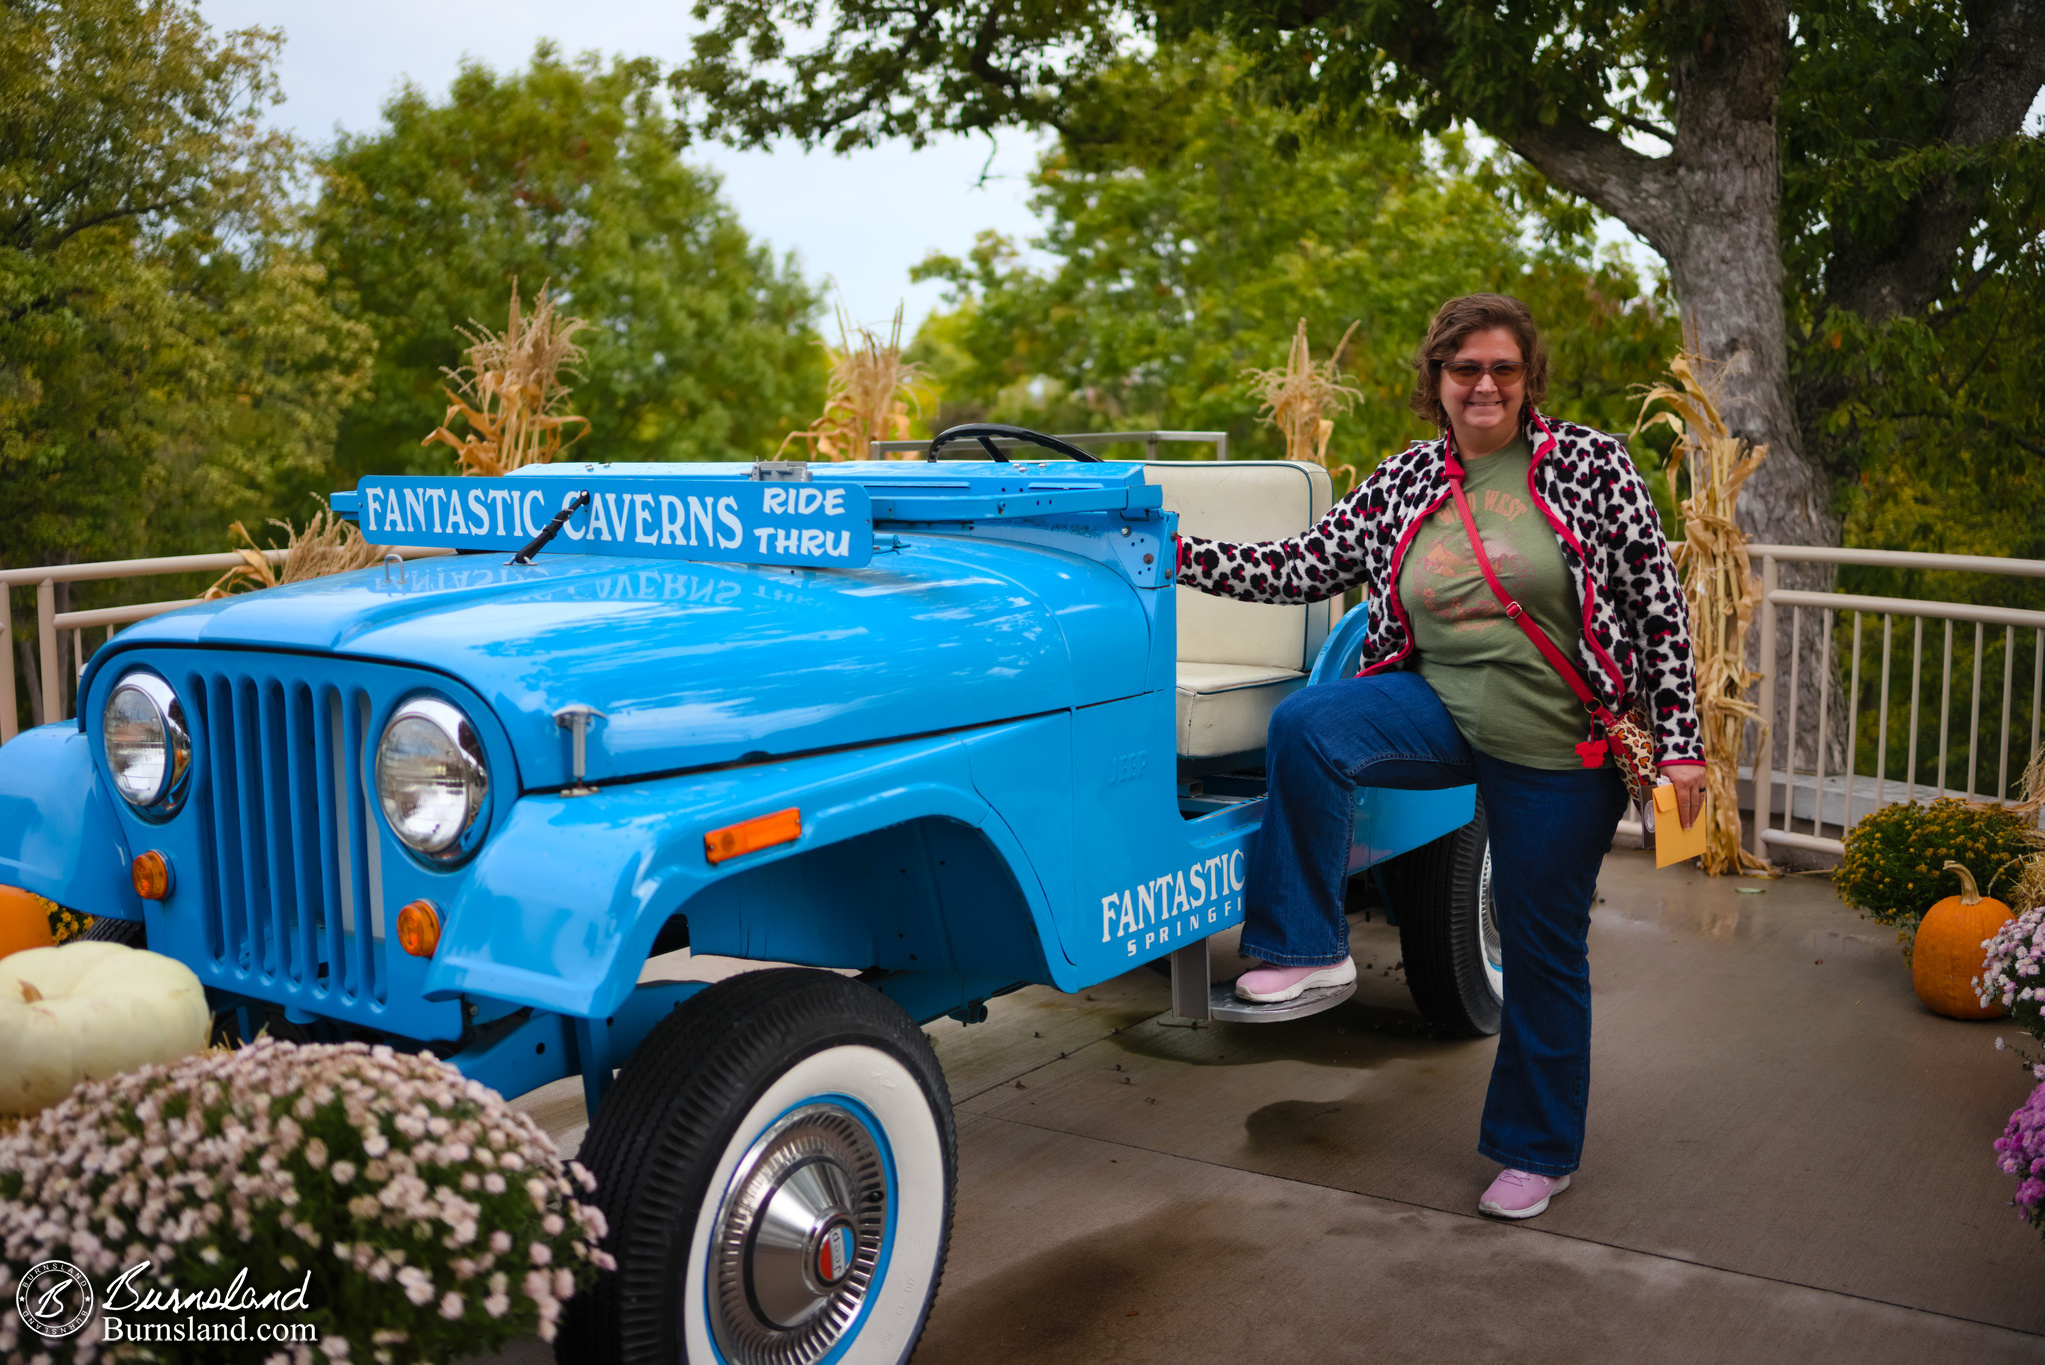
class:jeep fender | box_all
[0,724,144,921]
[424,718,1066,1017]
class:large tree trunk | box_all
[1654,183,1845,552]
[1654,117,1836,556]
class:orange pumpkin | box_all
[0,885,55,960]
[1912,861,2014,1020]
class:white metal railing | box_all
[1,548,449,741]
[1749,544,2045,859]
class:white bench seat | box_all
[1175,663,1307,759]
[1145,459,1336,764]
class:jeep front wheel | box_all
[564,968,956,1365]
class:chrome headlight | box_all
[102,673,192,815]
[375,697,489,862]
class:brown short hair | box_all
[1408,293,1549,429]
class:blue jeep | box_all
[0,426,1494,1364]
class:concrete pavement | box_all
[485,846,2044,1363]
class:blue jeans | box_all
[1242,671,1627,1175]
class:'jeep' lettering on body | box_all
[1100,850,1245,954]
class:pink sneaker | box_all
[1478,1168,1571,1220]
[1233,957,1357,1003]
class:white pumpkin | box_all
[0,941,211,1114]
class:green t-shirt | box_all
[1396,436,1588,769]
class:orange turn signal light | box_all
[131,851,173,901]
[705,807,801,865]
[396,899,442,958]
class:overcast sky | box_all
[196,0,1052,334]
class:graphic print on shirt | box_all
[1414,485,1535,632]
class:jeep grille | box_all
[189,667,389,1006]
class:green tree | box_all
[1828,243,2045,597]
[674,0,2045,562]
[0,0,371,572]
[908,45,1678,482]
[314,45,825,479]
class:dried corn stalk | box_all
[2006,751,2045,913]
[1634,348,1771,875]
[1244,319,1364,490]
[423,281,591,476]
[203,510,387,598]
[2013,745,2045,817]
[780,304,928,461]
[2010,856,2045,916]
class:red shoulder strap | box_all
[1442,454,1621,746]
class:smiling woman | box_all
[1176,291,1706,1222]
[1413,302,1546,457]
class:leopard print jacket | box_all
[1176,412,1703,766]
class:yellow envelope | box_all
[1653,782,1707,868]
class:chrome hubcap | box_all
[1478,842,1504,1001]
[708,1102,888,1365]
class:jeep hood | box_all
[95,537,1152,790]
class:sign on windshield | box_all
[345,476,875,569]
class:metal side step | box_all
[1168,936,1354,1023]
[1207,978,1355,1022]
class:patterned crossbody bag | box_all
[1442,459,1659,808]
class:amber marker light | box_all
[131,851,173,901]
[396,900,442,958]
[705,808,801,865]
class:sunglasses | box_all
[1438,360,1527,383]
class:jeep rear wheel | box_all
[564,969,956,1365]
[1384,794,1503,1037]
